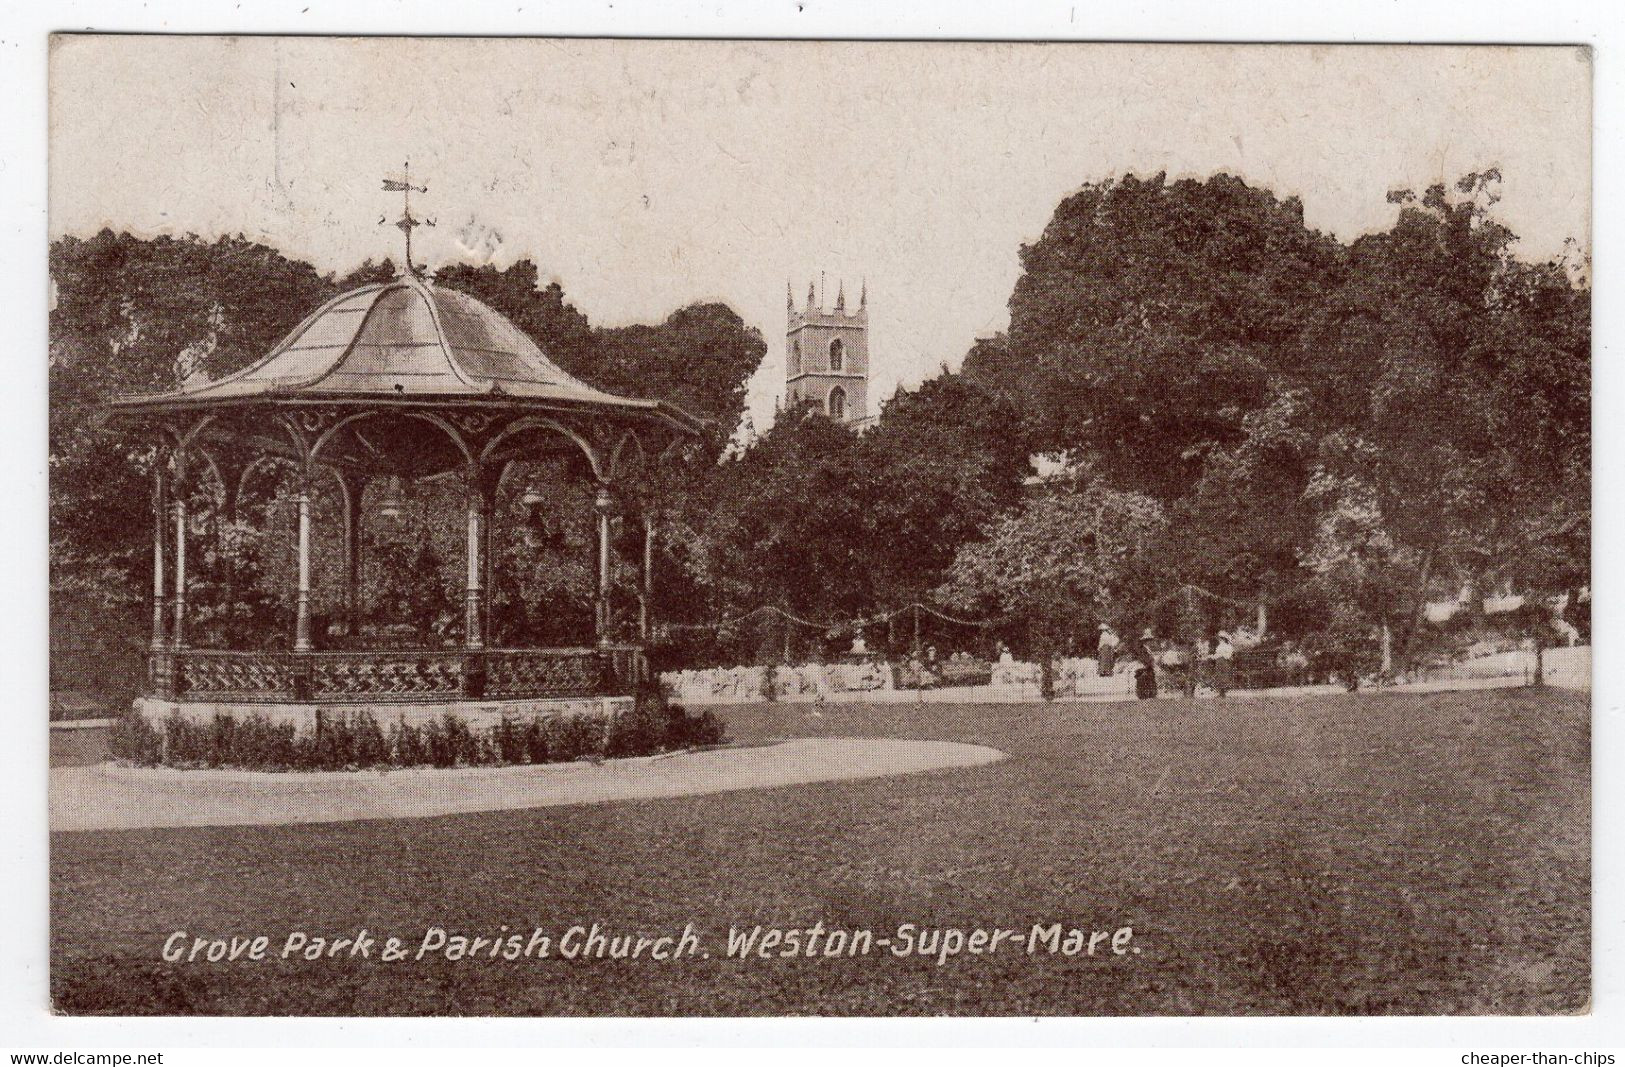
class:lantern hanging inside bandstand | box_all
[378,475,406,521]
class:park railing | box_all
[659,646,1590,705]
[148,645,642,704]
[662,657,1141,705]
[1392,646,1588,690]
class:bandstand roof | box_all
[108,272,701,433]
[107,271,703,482]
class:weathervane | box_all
[380,161,435,276]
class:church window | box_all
[828,386,847,420]
[829,337,845,372]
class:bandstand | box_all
[108,265,702,729]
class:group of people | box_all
[663,660,897,703]
[664,624,1246,705]
[1096,623,1237,699]
[900,646,996,689]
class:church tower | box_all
[785,276,869,424]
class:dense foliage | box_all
[964,171,1588,668]
[51,168,1589,689]
[939,483,1167,655]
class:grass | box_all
[50,728,112,768]
[50,688,1588,1015]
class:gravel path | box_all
[50,738,1006,832]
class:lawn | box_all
[50,688,1589,1015]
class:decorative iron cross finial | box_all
[380,161,434,275]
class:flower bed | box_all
[110,689,725,772]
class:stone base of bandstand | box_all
[135,694,635,736]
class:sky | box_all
[49,38,1591,430]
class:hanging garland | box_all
[1139,583,1261,615]
[661,600,1011,635]
[660,585,1262,639]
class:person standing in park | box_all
[1135,627,1159,700]
[1097,622,1120,676]
[1212,630,1235,697]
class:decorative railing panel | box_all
[311,652,463,700]
[485,649,609,700]
[177,651,300,702]
[152,647,638,704]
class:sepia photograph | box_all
[41,34,1590,1021]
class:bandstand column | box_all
[640,512,654,641]
[463,479,488,650]
[482,494,495,644]
[171,475,188,649]
[218,469,240,646]
[293,476,314,652]
[149,465,168,651]
[594,483,614,646]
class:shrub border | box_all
[110,685,726,772]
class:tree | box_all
[590,304,766,460]
[938,482,1167,658]
[1297,172,1589,669]
[1469,242,1590,639]
[1298,444,1422,679]
[978,173,1347,642]
[1162,386,1319,635]
[1000,172,1344,501]
[50,167,1589,680]
[857,369,1032,606]
[50,232,335,609]
[687,407,869,635]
